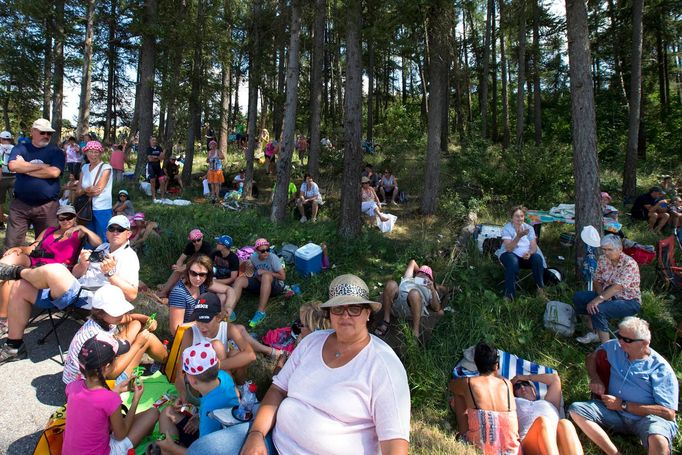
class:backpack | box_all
[33,405,66,455]
[543,300,576,336]
[397,191,408,204]
[279,243,299,264]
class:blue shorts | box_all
[246,276,284,296]
[569,400,677,449]
[34,279,88,310]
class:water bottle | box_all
[235,381,257,420]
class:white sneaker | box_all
[576,332,599,344]
[300,216,307,223]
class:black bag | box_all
[74,194,92,222]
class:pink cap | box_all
[188,229,203,241]
[209,140,218,148]
[83,141,104,153]
[254,238,270,249]
[133,212,145,221]
[182,342,217,375]
[600,192,612,203]
[417,265,434,281]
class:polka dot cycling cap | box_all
[320,274,381,312]
[182,342,218,375]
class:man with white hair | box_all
[5,119,65,249]
[569,317,678,455]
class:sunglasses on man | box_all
[107,225,127,233]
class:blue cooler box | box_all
[295,243,323,277]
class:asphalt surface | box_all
[0,311,81,455]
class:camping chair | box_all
[655,235,682,291]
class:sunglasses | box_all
[513,381,533,391]
[107,225,127,233]
[38,131,53,136]
[257,248,269,254]
[192,238,203,243]
[329,305,367,317]
[58,215,75,221]
[616,332,644,344]
[189,269,208,278]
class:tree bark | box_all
[622,0,643,200]
[135,0,157,178]
[338,0,363,239]
[566,0,602,264]
[367,29,375,142]
[532,0,541,145]
[76,0,96,139]
[104,0,118,142]
[307,0,325,180]
[244,1,262,199]
[271,0,302,222]
[500,0,510,149]
[421,0,450,215]
[42,16,53,120]
[491,0,498,142]
[515,0,526,147]
[481,0,493,138]
[219,0,233,155]
[50,0,65,140]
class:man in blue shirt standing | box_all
[569,316,678,455]
[5,118,65,249]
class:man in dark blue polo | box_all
[5,118,65,249]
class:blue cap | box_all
[215,235,233,248]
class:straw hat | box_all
[320,274,381,312]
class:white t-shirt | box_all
[78,242,139,304]
[80,162,113,210]
[272,330,411,455]
[499,222,535,257]
[515,397,559,440]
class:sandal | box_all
[373,320,391,337]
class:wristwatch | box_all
[105,269,115,278]
[621,400,628,411]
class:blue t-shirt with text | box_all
[9,142,65,205]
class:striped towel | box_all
[452,347,555,401]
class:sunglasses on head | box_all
[616,332,644,344]
[107,225,127,233]
[329,304,366,317]
[189,269,208,278]
[58,215,75,221]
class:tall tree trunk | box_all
[500,0,510,148]
[532,0,541,145]
[481,0,493,138]
[182,0,205,184]
[104,0,117,142]
[607,0,628,105]
[130,49,141,142]
[42,16,53,120]
[77,0,96,139]
[401,53,408,104]
[491,0,498,142]
[231,53,242,126]
[515,0,526,147]
[244,2,261,198]
[655,18,668,113]
[367,30,374,142]
[462,8,472,123]
[135,0,157,178]
[273,41,286,140]
[307,0,325,180]
[452,28,464,139]
[566,0,601,264]
[622,0,643,200]
[421,0,450,215]
[338,0,363,239]
[440,64,450,153]
[51,0,65,140]
[272,0,302,222]
[219,0,233,155]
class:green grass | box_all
[117,147,681,454]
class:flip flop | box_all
[373,320,391,337]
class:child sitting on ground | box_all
[62,332,159,455]
[156,343,240,454]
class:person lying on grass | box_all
[374,260,447,339]
[231,238,285,329]
[129,212,160,251]
[449,341,521,454]
[173,292,255,404]
[62,284,167,385]
[511,372,583,455]
[62,332,159,455]
[156,342,241,455]
[156,229,213,299]
[168,254,237,335]
[569,317,678,455]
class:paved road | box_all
[0,313,80,455]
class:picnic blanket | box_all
[452,346,556,402]
[152,198,191,206]
[526,209,622,233]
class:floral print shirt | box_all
[595,252,641,302]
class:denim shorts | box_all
[569,400,676,449]
[246,276,284,296]
[34,279,88,310]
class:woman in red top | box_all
[0,204,101,337]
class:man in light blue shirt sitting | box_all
[569,317,678,455]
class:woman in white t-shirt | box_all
[495,205,546,300]
[78,141,113,240]
[187,274,411,455]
